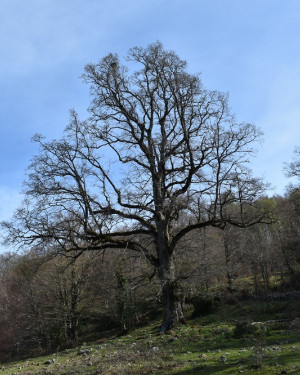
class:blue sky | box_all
[1,0,300,221]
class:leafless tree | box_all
[285,147,300,180]
[2,42,271,331]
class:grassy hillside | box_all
[2,299,300,375]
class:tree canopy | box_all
[2,42,272,330]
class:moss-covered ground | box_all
[2,299,300,374]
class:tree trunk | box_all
[68,313,79,343]
[154,207,185,332]
[157,258,185,332]
[223,230,234,292]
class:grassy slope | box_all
[2,299,300,375]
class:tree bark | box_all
[223,231,234,292]
[157,252,185,332]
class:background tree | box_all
[2,42,271,332]
[285,146,300,180]
[275,190,300,284]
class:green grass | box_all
[1,300,300,374]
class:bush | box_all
[233,319,260,338]
[191,295,220,317]
[223,294,239,305]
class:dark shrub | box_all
[233,320,259,338]
[223,294,239,305]
[191,295,220,317]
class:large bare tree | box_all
[3,42,271,331]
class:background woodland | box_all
[0,186,299,361]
